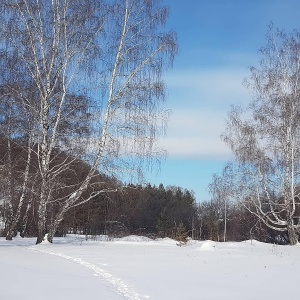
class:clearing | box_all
[0,235,299,300]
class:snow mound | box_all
[199,240,217,251]
[39,234,52,245]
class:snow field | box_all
[0,235,299,300]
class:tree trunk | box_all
[47,230,54,243]
[6,219,17,240]
[36,201,47,244]
[47,221,60,243]
[36,229,46,245]
[287,224,298,245]
[6,227,14,240]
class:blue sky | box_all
[146,0,300,202]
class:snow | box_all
[0,235,299,300]
[199,240,217,250]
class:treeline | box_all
[57,183,289,244]
[61,184,196,240]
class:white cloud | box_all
[160,108,233,160]
[160,67,254,159]
[165,67,252,108]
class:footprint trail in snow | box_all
[29,246,145,300]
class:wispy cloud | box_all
[165,67,252,108]
[161,67,252,159]
[160,108,232,159]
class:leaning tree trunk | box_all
[6,144,32,240]
[47,217,63,243]
[287,221,298,245]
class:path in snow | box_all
[0,243,124,300]
[29,244,144,300]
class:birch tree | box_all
[0,0,177,244]
[0,50,36,240]
[1,0,105,243]
[208,163,235,242]
[46,0,176,243]
[223,27,300,245]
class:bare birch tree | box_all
[208,163,236,242]
[0,0,177,244]
[0,50,36,239]
[46,0,177,243]
[223,27,300,245]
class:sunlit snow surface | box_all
[0,235,299,300]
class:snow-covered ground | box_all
[0,235,299,300]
